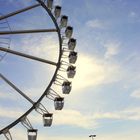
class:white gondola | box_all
[68,38,76,50]
[43,113,53,127]
[65,26,73,38]
[54,6,61,18]
[60,15,68,28]
[54,97,64,110]
[28,129,37,140]
[47,0,53,10]
[62,81,71,94]
[69,51,78,64]
[67,65,76,78]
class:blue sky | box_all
[0,0,140,140]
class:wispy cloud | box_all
[72,53,122,92]
[128,11,138,18]
[23,109,98,129]
[97,132,140,140]
[1,106,140,130]
[0,107,24,119]
[86,19,107,29]
[5,0,34,7]
[19,34,59,62]
[54,109,98,128]
[54,0,62,6]
[56,107,140,128]
[0,106,97,129]
[130,89,140,99]
[10,128,140,140]
[103,40,121,59]
[93,107,140,121]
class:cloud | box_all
[0,92,16,100]
[54,0,62,5]
[0,107,24,119]
[130,89,140,99]
[129,11,137,18]
[54,109,98,128]
[97,132,140,140]
[10,128,88,140]
[103,40,120,59]
[5,0,33,7]
[0,84,19,101]
[19,34,59,62]
[93,107,140,121]
[0,106,98,129]
[1,104,140,132]
[72,53,122,92]
[11,33,123,94]
[8,128,140,140]
[27,109,98,129]
[34,133,140,140]
[86,19,106,29]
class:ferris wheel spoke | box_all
[0,29,57,35]
[0,73,34,104]
[0,42,9,45]
[0,3,41,21]
[0,37,10,39]
[0,47,57,66]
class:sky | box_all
[0,0,140,140]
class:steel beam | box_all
[0,3,41,21]
[0,73,34,104]
[0,47,57,66]
[0,29,57,35]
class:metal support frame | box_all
[0,29,57,35]
[0,3,41,21]
[35,103,49,115]
[0,14,11,62]
[0,73,34,104]
[0,0,63,135]
[46,88,61,100]
[0,74,50,125]
[0,47,57,66]
[21,117,33,130]
[3,130,12,140]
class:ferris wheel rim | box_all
[0,0,62,134]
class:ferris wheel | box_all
[0,0,77,140]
